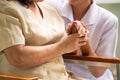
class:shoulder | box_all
[97,5,118,23]
[0,1,29,17]
[95,5,118,32]
[0,1,27,26]
[0,1,24,12]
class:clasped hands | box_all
[67,20,89,42]
[58,20,89,54]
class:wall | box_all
[96,0,120,4]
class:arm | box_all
[4,43,61,68]
[71,23,107,77]
[4,21,87,68]
[81,41,107,77]
[81,17,118,77]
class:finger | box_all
[77,36,88,42]
[81,27,86,35]
[66,23,73,34]
[85,30,89,36]
[81,22,88,29]
[78,41,86,47]
[81,22,90,35]
[74,21,86,35]
[73,21,83,35]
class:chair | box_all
[63,53,120,80]
[0,56,119,80]
[63,54,120,64]
[0,73,38,80]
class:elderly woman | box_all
[0,0,89,80]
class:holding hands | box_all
[58,21,89,54]
[66,20,89,37]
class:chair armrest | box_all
[63,54,120,64]
[0,73,38,80]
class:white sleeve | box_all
[96,16,118,57]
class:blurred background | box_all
[96,0,120,4]
[96,0,120,80]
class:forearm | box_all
[81,41,107,77]
[80,41,96,56]
[4,43,62,68]
[88,66,107,77]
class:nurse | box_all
[45,0,118,80]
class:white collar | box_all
[59,0,74,21]
[60,0,99,26]
[81,0,99,26]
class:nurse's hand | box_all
[66,20,89,37]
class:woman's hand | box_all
[58,33,87,54]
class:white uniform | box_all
[45,0,118,80]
